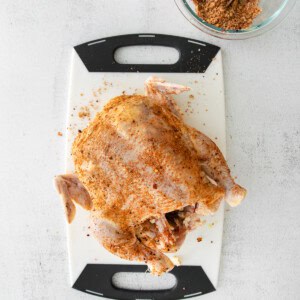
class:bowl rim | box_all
[175,0,296,39]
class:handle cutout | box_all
[114,45,180,65]
[112,272,177,291]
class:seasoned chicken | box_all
[54,77,246,275]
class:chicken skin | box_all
[55,77,246,275]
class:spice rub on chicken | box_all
[54,77,246,275]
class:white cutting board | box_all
[65,37,226,295]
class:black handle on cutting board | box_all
[74,34,220,73]
[73,264,215,300]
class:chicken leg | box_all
[188,127,246,207]
[91,214,174,275]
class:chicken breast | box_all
[54,77,246,275]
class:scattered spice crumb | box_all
[215,137,218,140]
[194,80,198,83]
[80,93,84,97]
[197,237,203,242]
[211,241,214,244]
[122,90,126,95]
[86,234,90,237]
[203,123,206,126]
[78,106,90,119]
[189,94,195,100]
[57,131,63,137]
[78,129,82,133]
[205,108,208,112]
[208,222,215,228]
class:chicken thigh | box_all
[55,77,246,275]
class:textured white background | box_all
[0,1,299,300]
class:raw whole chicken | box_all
[54,77,246,275]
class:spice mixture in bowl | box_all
[193,0,262,30]
[175,0,296,39]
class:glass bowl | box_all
[175,0,296,39]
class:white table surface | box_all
[0,1,299,299]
